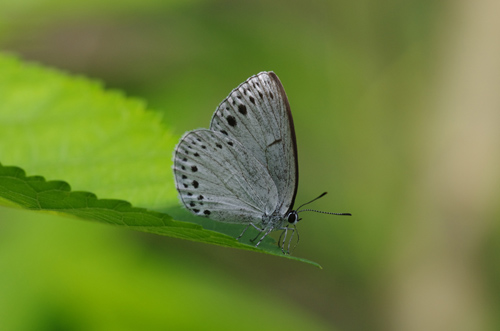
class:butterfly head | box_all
[279,193,350,254]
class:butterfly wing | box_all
[209,72,298,215]
[173,129,279,224]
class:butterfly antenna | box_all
[296,192,352,216]
[295,192,328,211]
[298,209,351,216]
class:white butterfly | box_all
[173,72,350,253]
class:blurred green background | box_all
[1,0,500,330]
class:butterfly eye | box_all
[287,212,298,224]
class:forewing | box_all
[173,129,279,224]
[209,72,298,215]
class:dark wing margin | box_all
[268,72,299,212]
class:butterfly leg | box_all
[249,223,266,243]
[236,224,251,241]
[279,226,289,254]
[278,225,299,254]
[287,225,299,254]
[254,227,274,248]
[278,227,286,249]
[237,223,264,242]
[250,231,261,243]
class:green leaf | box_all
[0,54,320,268]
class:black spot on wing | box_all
[191,166,198,172]
[238,104,247,115]
[192,180,199,188]
[227,115,237,127]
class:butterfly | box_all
[173,72,350,254]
